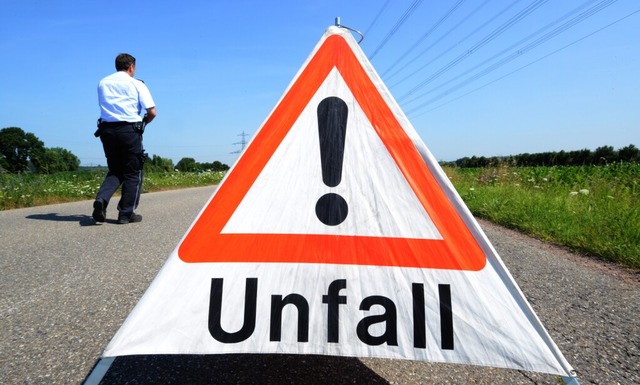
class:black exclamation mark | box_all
[315,97,348,226]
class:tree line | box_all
[0,127,80,174]
[0,127,229,174]
[447,144,639,168]
[145,155,230,173]
[4,126,634,174]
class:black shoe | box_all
[92,199,106,222]
[117,213,143,224]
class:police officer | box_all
[92,53,156,224]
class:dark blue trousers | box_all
[96,123,144,218]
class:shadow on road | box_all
[26,213,98,226]
[92,354,389,385]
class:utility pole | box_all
[231,131,249,154]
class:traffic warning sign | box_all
[96,25,577,383]
[178,31,486,270]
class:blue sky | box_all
[1,0,638,167]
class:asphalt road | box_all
[1,186,638,385]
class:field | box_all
[444,163,639,269]
[0,170,225,209]
[1,164,638,269]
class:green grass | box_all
[445,163,639,269]
[0,170,225,210]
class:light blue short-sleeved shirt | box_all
[98,71,155,123]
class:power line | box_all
[369,0,425,59]
[363,0,391,37]
[403,0,611,107]
[384,0,495,81]
[407,8,640,117]
[381,0,467,78]
[387,0,525,87]
[397,0,550,102]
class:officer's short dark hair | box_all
[115,53,136,71]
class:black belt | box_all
[100,121,136,128]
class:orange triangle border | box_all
[178,33,487,271]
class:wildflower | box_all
[569,191,578,196]
[469,187,475,191]
[579,189,590,195]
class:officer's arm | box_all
[145,107,157,124]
